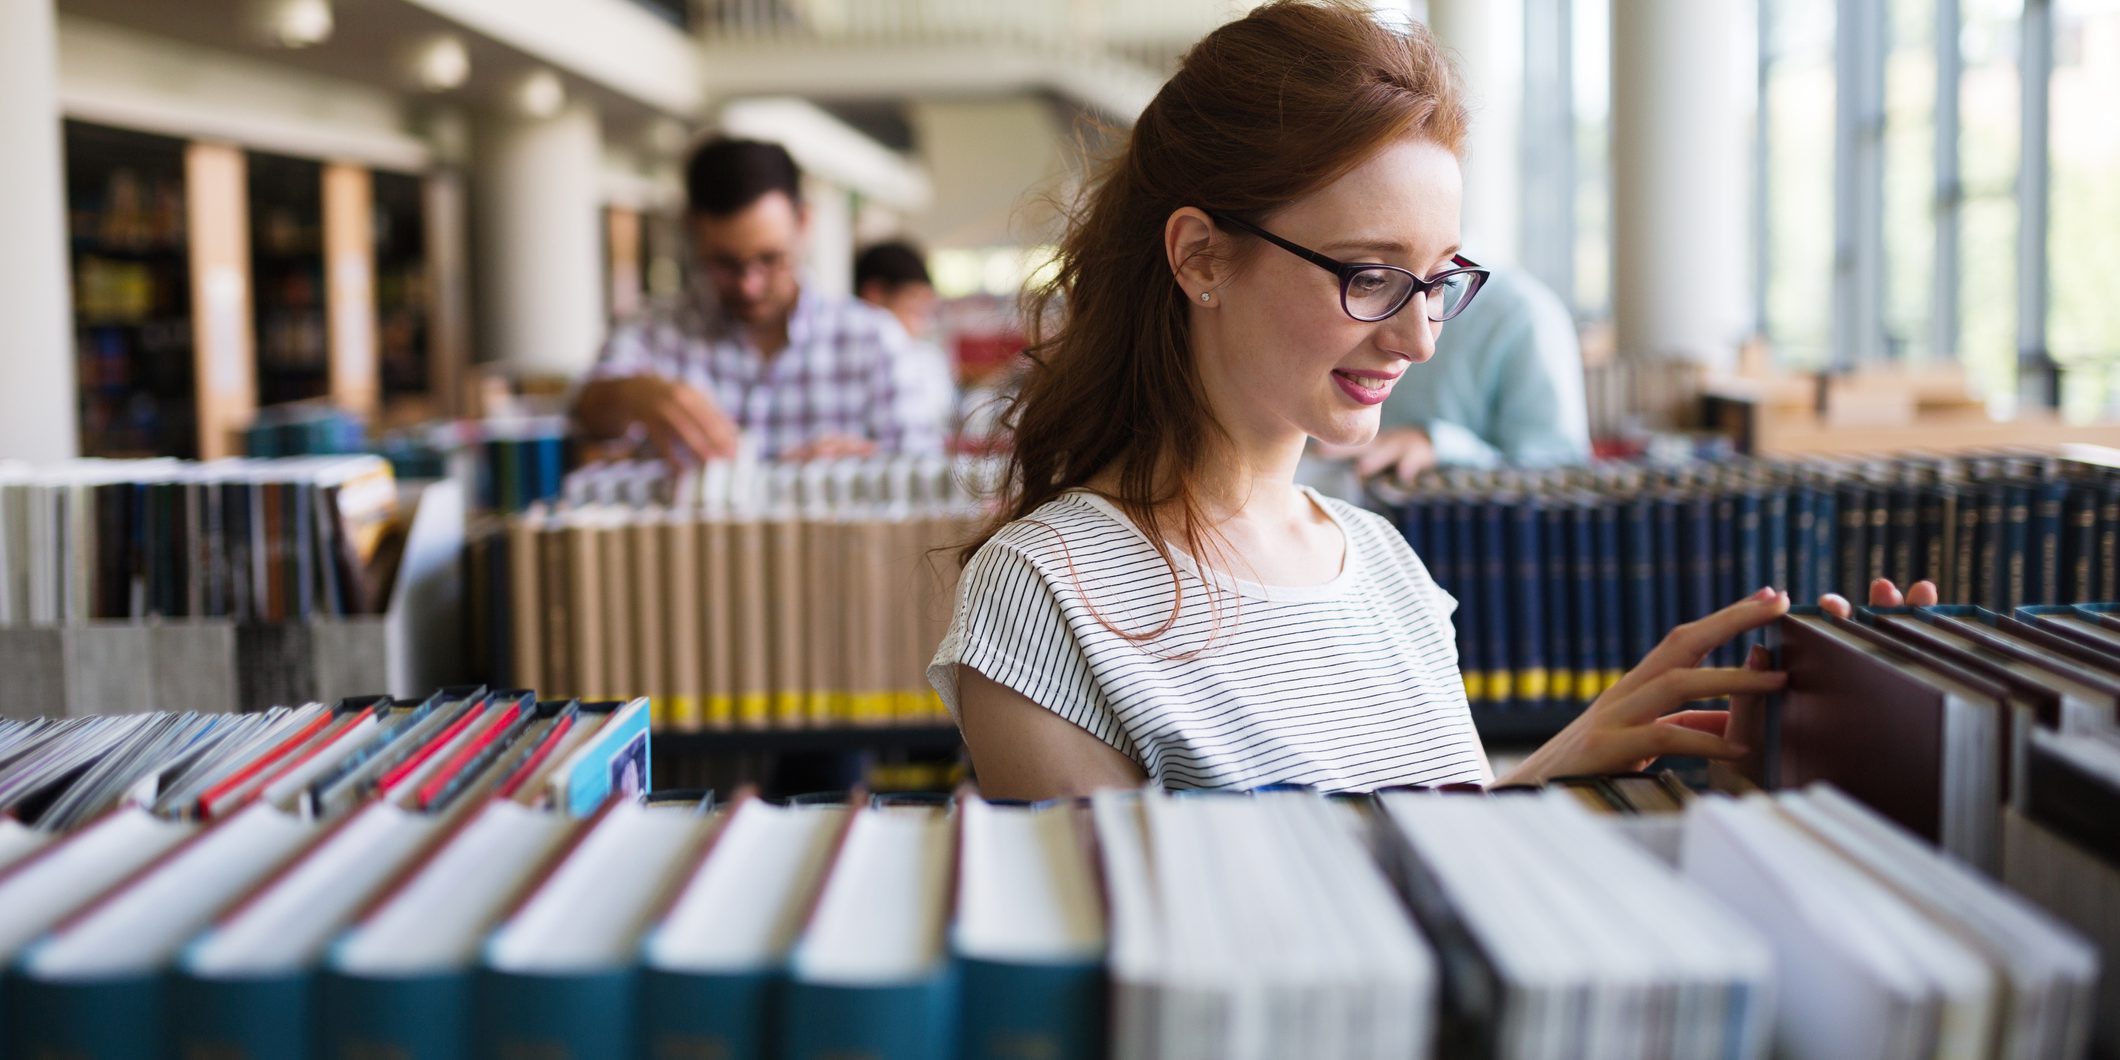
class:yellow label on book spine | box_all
[734,693,768,727]
[804,692,833,724]
[705,694,734,729]
[1603,670,1625,695]
[1462,672,1486,702]
[1550,670,1575,700]
[1486,671,1514,701]
[648,696,669,728]
[927,691,948,719]
[668,695,702,730]
[771,691,803,726]
[849,692,893,724]
[892,691,927,719]
[1517,669,1550,700]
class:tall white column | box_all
[0,0,79,460]
[1427,0,1524,265]
[472,101,606,379]
[1611,0,1749,368]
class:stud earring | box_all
[1199,292,1212,302]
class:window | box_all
[1763,0,1838,369]
[2050,0,2120,419]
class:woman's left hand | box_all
[1496,577,1939,786]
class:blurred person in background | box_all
[574,137,950,463]
[854,240,959,439]
[1306,261,1590,498]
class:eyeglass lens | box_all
[1344,268,1476,322]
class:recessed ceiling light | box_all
[516,70,567,119]
[248,0,333,48]
[411,35,471,92]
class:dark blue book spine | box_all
[1396,498,1425,558]
[778,977,959,1060]
[1570,500,1600,705]
[3,973,161,1059]
[1838,482,1870,601]
[1621,496,1656,670]
[2004,482,2032,610]
[1888,483,1919,587]
[2099,481,2120,601]
[1541,500,1573,710]
[1448,498,1480,708]
[1813,485,1839,605]
[1714,490,1739,666]
[1683,493,1716,630]
[1764,488,1790,597]
[1736,489,1765,657]
[1653,494,1681,640]
[2066,484,2097,603]
[957,960,1104,1060]
[168,970,311,1060]
[1480,499,1512,711]
[1979,484,2006,610]
[475,968,636,1060]
[318,969,474,1059]
[1506,499,1545,713]
[1789,485,1817,603]
[2033,478,2067,605]
[1596,502,1624,688]
[639,968,778,1060]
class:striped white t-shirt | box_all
[928,488,1492,791]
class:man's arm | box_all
[572,322,741,463]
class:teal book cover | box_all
[638,966,781,1060]
[317,966,475,1060]
[473,966,634,1060]
[167,967,311,1059]
[776,973,959,1060]
[3,968,161,1059]
[956,957,1104,1060]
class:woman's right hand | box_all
[1495,588,1791,786]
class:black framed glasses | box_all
[1207,212,1489,323]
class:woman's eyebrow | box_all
[1320,238,1463,266]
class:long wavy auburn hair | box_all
[960,0,1470,644]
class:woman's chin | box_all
[1309,413,1381,450]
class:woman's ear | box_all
[1165,207,1225,303]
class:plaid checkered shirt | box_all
[590,284,951,459]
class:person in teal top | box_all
[1310,262,1590,485]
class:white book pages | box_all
[487,801,711,973]
[1142,792,1244,1060]
[954,799,1104,965]
[1787,785,2099,1060]
[793,805,953,985]
[648,800,846,972]
[1682,796,1962,1060]
[2001,807,2117,1057]
[335,800,570,975]
[1092,791,1165,1060]
[0,808,196,961]
[186,802,443,976]
[26,803,315,978]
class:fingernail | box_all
[1755,586,1776,600]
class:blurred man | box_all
[854,240,957,439]
[575,138,949,463]
[1312,264,1591,486]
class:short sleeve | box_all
[927,542,1138,761]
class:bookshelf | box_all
[374,169,432,421]
[247,150,330,410]
[65,121,198,459]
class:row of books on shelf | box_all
[0,457,404,626]
[1383,448,2120,712]
[0,687,650,1059]
[468,456,991,730]
[0,758,2110,1059]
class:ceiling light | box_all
[411,35,471,92]
[516,70,566,119]
[248,0,334,48]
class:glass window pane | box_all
[2051,0,2120,421]
[1766,0,1838,368]
[1885,0,1938,361]
[1959,0,2022,404]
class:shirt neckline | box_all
[1065,486,1361,603]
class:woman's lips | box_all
[1331,369,1400,406]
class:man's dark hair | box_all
[685,137,802,217]
[853,241,932,293]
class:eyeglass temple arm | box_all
[1205,212,1350,276]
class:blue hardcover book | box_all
[1448,496,1480,707]
[1736,487,1766,659]
[1837,481,1870,601]
[6,803,319,1060]
[1763,487,1790,602]
[1620,495,1657,669]
[549,698,652,817]
[1683,491,1716,634]
[1479,499,1512,711]
[320,799,579,1060]
[1570,498,1601,704]
[1978,483,2007,610]
[2032,478,2068,607]
[1712,489,1739,666]
[641,796,852,1060]
[2064,485,2097,603]
[1788,483,1817,603]
[172,799,446,1060]
[1813,484,1838,607]
[1653,492,1682,642]
[1595,501,1625,690]
[2003,481,2033,611]
[2099,481,2120,601]
[1395,497,1426,558]
[475,800,713,1060]
[778,805,959,1060]
[953,799,1106,1060]
[1887,482,1919,588]
[1506,498,1546,713]
[1541,499,1575,709]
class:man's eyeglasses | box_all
[1207,212,1488,323]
